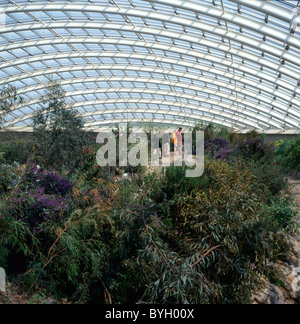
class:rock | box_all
[251,230,300,304]
[288,236,300,266]
[0,268,6,292]
[252,288,271,304]
[251,279,271,304]
[291,267,300,299]
[285,273,297,287]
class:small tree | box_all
[32,82,88,172]
[0,85,23,128]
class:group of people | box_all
[172,127,183,155]
[153,127,183,159]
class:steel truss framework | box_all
[0,0,299,133]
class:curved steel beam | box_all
[7,53,299,114]
[77,118,235,131]
[6,64,299,122]
[229,0,294,21]
[14,75,299,121]
[6,88,297,130]
[9,77,299,128]
[82,117,270,131]
[151,0,295,22]
[1,21,298,70]
[3,62,299,106]
[6,109,245,131]
[1,23,298,75]
[76,113,252,130]
[82,119,300,134]
[5,3,300,49]
[7,97,282,131]
[4,122,298,135]
[1,36,299,85]
[1,0,299,133]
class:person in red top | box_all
[176,127,183,155]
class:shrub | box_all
[31,82,89,173]
[205,134,274,163]
[0,176,141,301]
[142,166,209,221]
[0,162,22,196]
[5,187,70,236]
[234,137,274,161]
[229,130,263,145]
[267,195,298,231]
[215,147,237,161]
[22,164,73,197]
[0,209,34,269]
[2,137,33,165]
[0,143,296,304]
[74,178,122,216]
[0,164,14,195]
[75,146,104,185]
[205,138,230,157]
[0,163,74,272]
[275,135,300,172]
[246,159,288,198]
[0,85,23,127]
[137,159,293,304]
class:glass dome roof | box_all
[0,0,299,133]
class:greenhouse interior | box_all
[0,0,299,306]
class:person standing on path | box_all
[176,127,183,155]
[172,130,178,154]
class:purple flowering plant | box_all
[215,147,237,161]
[22,163,73,197]
[205,136,273,162]
[205,138,230,157]
[6,187,70,236]
[2,164,74,236]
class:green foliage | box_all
[266,195,298,231]
[27,289,49,304]
[229,130,262,145]
[0,162,23,197]
[74,145,104,186]
[34,210,111,298]
[2,137,33,165]
[245,158,288,199]
[275,135,300,172]
[31,82,88,173]
[0,85,24,127]
[142,166,208,222]
[0,209,38,270]
[130,159,296,304]
[0,123,298,304]
[234,137,274,161]
[0,164,15,195]
[148,159,293,303]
